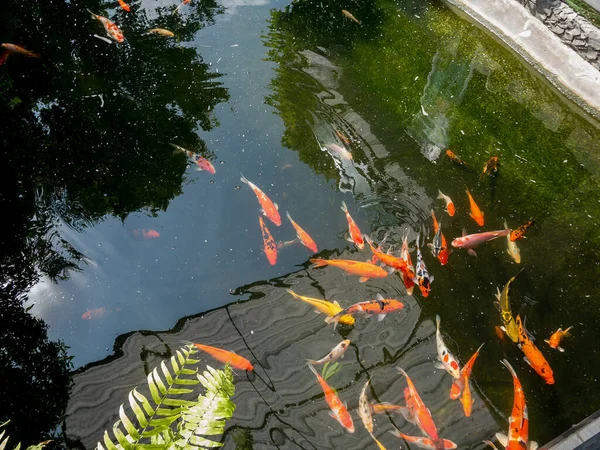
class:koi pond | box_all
[3,0,600,448]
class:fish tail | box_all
[87,9,98,19]
[395,367,408,378]
[306,359,319,365]
[340,200,348,213]
[306,361,319,377]
[285,211,292,222]
[310,258,328,267]
[436,314,441,330]
[169,143,185,154]
[239,173,250,185]
[286,289,300,299]
[388,427,402,438]
[500,358,518,379]
[564,326,574,336]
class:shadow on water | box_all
[0,0,228,445]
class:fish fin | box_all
[285,211,292,222]
[436,314,441,329]
[558,346,565,352]
[398,407,416,424]
[493,301,501,312]
[495,433,508,447]
[437,190,444,199]
[523,356,533,367]
[346,237,355,243]
[340,200,348,213]
[359,277,369,283]
[468,249,478,257]
[427,243,433,248]
[333,300,341,307]
[194,167,205,172]
[376,293,384,301]
[564,326,574,336]
[274,203,279,210]
[377,313,387,321]
[328,411,337,419]
[306,359,319,365]
[462,228,467,237]
[434,362,445,370]
[239,173,249,184]
[429,275,435,283]
[310,258,328,267]
[406,286,414,296]
[483,440,501,450]
[313,310,322,314]
[387,267,396,275]
[544,339,550,345]
[528,441,538,450]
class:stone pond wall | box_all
[516,0,600,70]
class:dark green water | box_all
[2,0,600,447]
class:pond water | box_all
[3,0,600,447]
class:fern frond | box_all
[0,421,51,450]
[97,344,202,449]
[174,365,236,449]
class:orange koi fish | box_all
[325,143,353,160]
[401,230,416,295]
[340,201,364,249]
[335,129,351,145]
[1,43,40,58]
[466,188,484,227]
[286,212,317,253]
[391,431,457,450]
[241,174,281,226]
[82,307,108,320]
[174,0,192,14]
[516,315,554,385]
[310,258,388,282]
[342,9,361,23]
[195,157,216,174]
[307,340,350,365]
[545,326,573,352]
[259,217,277,265]
[510,220,535,242]
[496,359,538,450]
[437,190,455,216]
[88,10,125,43]
[481,156,499,178]
[450,344,484,417]
[117,0,131,12]
[430,210,449,265]
[325,294,404,328]
[397,368,447,449]
[148,28,175,37]
[505,220,521,264]
[286,289,355,326]
[415,235,433,298]
[307,363,355,433]
[434,315,460,379]
[365,236,409,273]
[132,228,160,239]
[446,149,469,167]
[192,343,254,371]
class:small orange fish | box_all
[192,343,254,371]
[400,230,416,295]
[117,0,131,12]
[365,236,410,274]
[465,188,484,227]
[259,217,277,265]
[325,293,404,328]
[310,258,388,282]
[286,212,317,253]
[82,307,108,320]
[390,431,457,450]
[342,9,361,24]
[446,149,468,167]
[334,129,351,145]
[88,10,125,43]
[481,156,499,178]
[307,363,355,432]
[371,402,407,415]
[516,315,554,385]
[132,228,160,239]
[1,43,40,58]
[545,326,573,352]
[510,220,534,242]
[241,174,281,226]
[341,201,364,249]
[455,344,484,417]
[437,190,455,216]
[494,325,506,341]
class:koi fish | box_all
[195,156,216,174]
[117,0,131,12]
[396,368,445,448]
[545,326,573,352]
[437,190,455,216]
[445,149,468,167]
[371,402,407,415]
[1,43,40,58]
[510,220,535,242]
[415,235,434,298]
[458,344,484,417]
[82,307,108,320]
[434,315,460,378]
[286,212,317,253]
[494,326,506,341]
[481,156,499,178]
[88,10,125,43]
[192,343,254,371]
[148,28,175,37]
[505,220,521,264]
[307,363,355,433]
[310,258,388,282]
[342,9,361,23]
[240,174,281,226]
[516,315,554,385]
[173,0,192,14]
[325,143,353,160]
[0,50,9,65]
[450,343,484,400]
[496,359,538,450]
[325,293,404,328]
[390,431,457,450]
[401,229,416,295]
[358,379,374,433]
[307,340,350,365]
[334,129,351,145]
[286,289,355,326]
[465,188,484,226]
[429,210,449,265]
[494,270,523,343]
[365,236,410,275]
[259,217,277,265]
[132,228,160,239]
[451,229,510,257]
[340,201,364,249]
[170,143,196,159]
